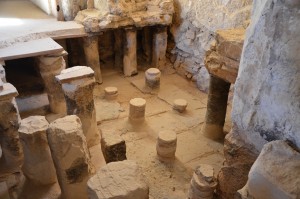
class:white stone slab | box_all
[0,38,63,61]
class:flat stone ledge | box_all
[56,66,94,84]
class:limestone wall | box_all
[170,0,252,91]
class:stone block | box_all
[101,131,127,163]
[87,160,149,199]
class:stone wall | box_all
[218,0,300,198]
[169,0,252,91]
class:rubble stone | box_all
[47,115,94,199]
[87,160,149,199]
[56,66,100,148]
[101,131,127,163]
[18,116,57,185]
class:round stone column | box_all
[83,36,103,84]
[37,52,67,114]
[18,116,57,185]
[47,115,94,199]
[56,66,100,148]
[156,130,177,159]
[129,98,146,121]
[202,75,230,140]
[145,68,161,89]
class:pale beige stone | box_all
[145,68,161,89]
[152,26,168,69]
[123,28,138,77]
[87,160,149,199]
[129,98,146,120]
[104,87,118,100]
[101,131,126,163]
[156,130,177,159]
[56,66,100,148]
[47,115,94,199]
[173,99,188,113]
[18,116,57,185]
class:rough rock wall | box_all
[232,0,300,152]
[170,0,252,91]
[218,0,300,198]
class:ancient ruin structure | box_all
[0,0,299,198]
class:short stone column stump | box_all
[47,115,94,199]
[156,130,177,159]
[87,160,149,199]
[101,131,127,163]
[145,68,161,89]
[173,99,188,113]
[18,116,57,185]
[129,98,146,121]
[104,87,118,100]
[188,164,217,199]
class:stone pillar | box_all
[37,52,67,114]
[18,116,57,185]
[202,75,230,140]
[152,26,168,69]
[0,64,6,82]
[173,99,188,113]
[145,68,161,89]
[104,87,118,100]
[114,29,124,69]
[156,130,177,159]
[56,66,100,148]
[129,98,146,121]
[0,83,23,177]
[83,36,103,84]
[142,26,152,63]
[123,28,138,76]
[47,115,94,199]
[87,0,94,9]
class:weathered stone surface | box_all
[18,116,57,185]
[145,68,161,89]
[247,140,300,199]
[0,83,23,177]
[156,130,177,159]
[152,26,168,69]
[129,98,146,120]
[123,28,138,77]
[104,87,118,100]
[56,66,100,148]
[188,164,217,199]
[218,1,300,197]
[47,115,94,199]
[0,64,6,82]
[170,0,252,91]
[76,0,174,32]
[173,99,187,113]
[101,131,126,163]
[62,0,87,21]
[205,28,245,84]
[37,54,67,114]
[87,160,149,199]
[83,36,103,83]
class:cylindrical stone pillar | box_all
[188,165,217,199]
[114,29,124,70]
[18,116,57,185]
[152,26,168,69]
[145,68,161,89]
[104,87,118,100]
[173,99,188,113]
[56,66,100,148]
[37,52,67,114]
[0,83,23,176]
[156,130,177,159]
[202,75,230,140]
[142,26,152,63]
[47,115,94,199]
[129,98,146,121]
[83,36,103,84]
[123,28,138,77]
